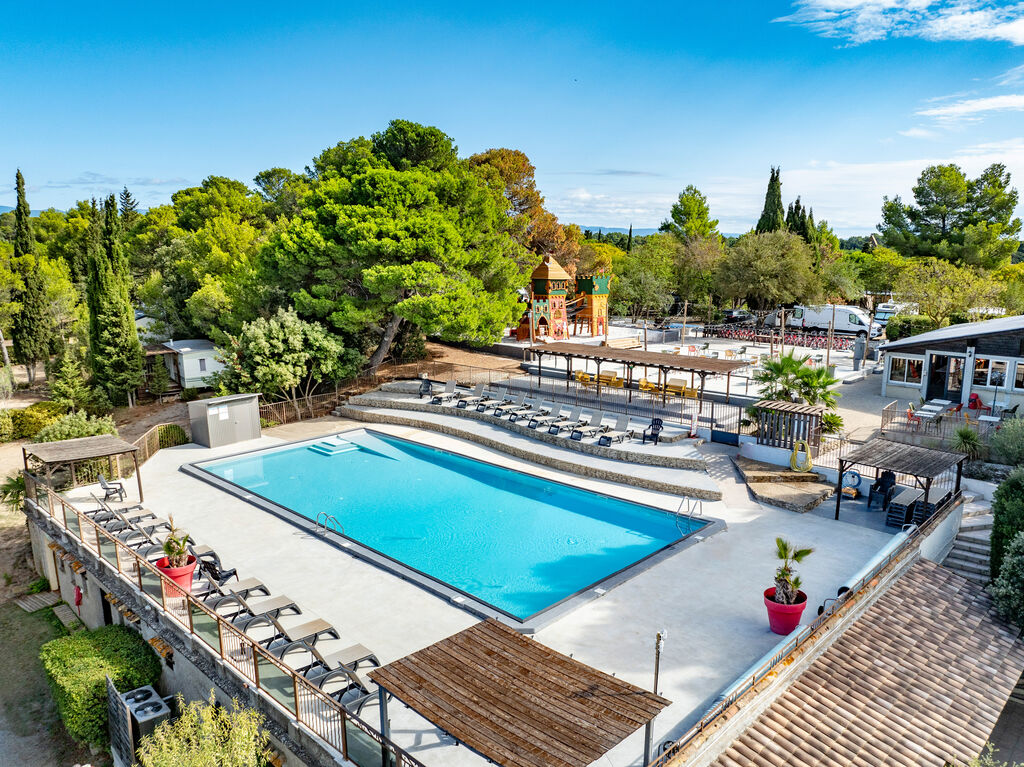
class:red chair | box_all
[968,393,991,413]
[906,407,921,427]
[950,403,963,414]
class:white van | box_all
[873,301,916,327]
[767,304,878,337]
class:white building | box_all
[161,339,224,390]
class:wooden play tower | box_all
[572,272,611,337]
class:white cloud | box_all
[776,1,1024,46]
[998,63,1024,85]
[898,126,937,138]
[916,93,1024,117]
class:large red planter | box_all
[156,555,197,595]
[763,587,808,635]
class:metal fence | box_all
[649,486,962,767]
[258,390,347,426]
[23,473,425,767]
[879,400,1010,456]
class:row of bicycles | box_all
[703,324,855,351]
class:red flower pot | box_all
[156,555,197,595]
[763,587,808,635]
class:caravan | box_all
[766,304,879,337]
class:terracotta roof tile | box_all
[707,560,1024,767]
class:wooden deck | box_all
[369,619,670,767]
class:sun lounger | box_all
[493,392,526,417]
[598,415,635,446]
[243,613,340,647]
[307,663,389,714]
[571,411,607,441]
[99,474,126,502]
[430,380,458,404]
[474,386,508,412]
[454,383,486,408]
[547,406,584,434]
[511,399,550,423]
[529,404,565,429]
[216,590,301,623]
[273,639,379,674]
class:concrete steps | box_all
[944,512,992,586]
[732,456,834,513]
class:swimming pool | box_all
[195,431,704,620]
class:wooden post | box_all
[726,371,732,403]
[780,309,786,357]
[643,321,648,351]
[699,374,706,412]
[681,300,688,346]
[133,452,143,502]
[834,458,845,520]
[379,686,391,766]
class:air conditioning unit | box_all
[121,685,172,750]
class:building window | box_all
[889,357,922,384]
[198,358,207,372]
[973,358,991,387]
[1015,363,1024,390]
[973,357,1009,387]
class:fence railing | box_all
[650,486,961,767]
[258,390,347,426]
[22,472,425,767]
[879,400,1011,455]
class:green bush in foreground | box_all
[992,468,1024,580]
[40,625,161,746]
[33,411,118,443]
[0,409,13,442]
[10,401,67,439]
[990,532,1024,628]
[137,691,270,767]
[991,418,1024,467]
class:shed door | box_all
[230,400,261,441]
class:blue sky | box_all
[2,1,1023,235]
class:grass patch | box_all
[0,603,92,764]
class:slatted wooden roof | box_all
[710,560,1024,767]
[369,619,670,767]
[530,342,749,375]
[840,438,965,478]
[24,435,139,464]
[752,400,826,415]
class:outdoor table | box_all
[919,404,942,413]
[978,415,1001,424]
[992,401,1008,416]
[891,487,923,506]
[916,410,936,419]
[930,399,952,406]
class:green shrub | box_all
[27,576,50,594]
[84,386,114,417]
[137,691,270,767]
[952,425,984,462]
[821,412,844,434]
[39,625,162,746]
[11,401,67,439]
[884,314,936,341]
[991,418,1024,466]
[180,388,199,402]
[991,468,1024,580]
[157,424,189,448]
[990,531,1024,628]
[33,411,119,443]
[0,409,13,442]
[259,418,279,429]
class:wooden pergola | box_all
[834,438,964,522]
[529,342,749,402]
[369,619,670,767]
[23,435,144,501]
[754,400,826,450]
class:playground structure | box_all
[516,255,611,341]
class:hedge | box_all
[991,468,1024,581]
[39,625,162,746]
[2,401,68,441]
[884,315,937,341]
[33,411,118,443]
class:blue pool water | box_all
[199,432,700,620]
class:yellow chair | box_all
[684,387,700,400]
[574,370,594,386]
[724,349,736,360]
[639,377,661,394]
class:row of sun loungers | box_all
[428,381,663,445]
[85,495,386,715]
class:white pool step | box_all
[308,439,360,456]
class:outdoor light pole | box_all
[643,630,667,766]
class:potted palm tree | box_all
[155,516,197,594]
[764,537,814,635]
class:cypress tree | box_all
[10,170,52,384]
[119,186,140,231]
[87,195,143,406]
[755,167,786,234]
[626,224,633,253]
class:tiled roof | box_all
[710,559,1024,767]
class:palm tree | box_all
[752,352,808,401]
[774,537,814,605]
[0,473,25,511]
[798,366,841,409]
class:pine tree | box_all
[785,196,808,239]
[86,195,143,406]
[119,186,140,231]
[10,170,52,384]
[756,167,786,234]
[626,224,633,253]
[49,352,92,412]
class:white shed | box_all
[162,339,225,390]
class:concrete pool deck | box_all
[71,417,892,767]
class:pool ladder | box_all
[315,511,345,537]
[675,497,703,536]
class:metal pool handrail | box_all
[22,473,424,767]
[650,490,962,767]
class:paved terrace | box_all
[69,418,892,767]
